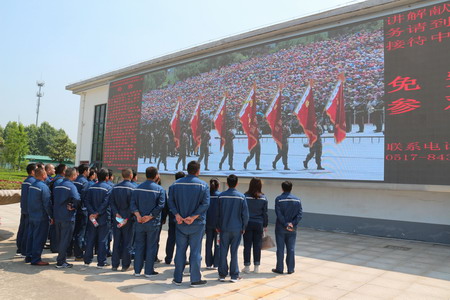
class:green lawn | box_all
[0,169,27,190]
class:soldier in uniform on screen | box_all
[243,124,262,171]
[272,123,291,170]
[157,130,169,171]
[175,129,189,171]
[198,125,211,171]
[219,127,236,171]
[354,98,366,133]
[369,92,384,133]
[303,125,324,170]
[345,102,354,133]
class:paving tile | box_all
[353,283,403,298]
[301,284,349,299]
[320,277,366,291]
[339,292,382,300]
[239,284,290,299]
[406,282,450,298]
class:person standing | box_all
[217,174,249,282]
[242,178,268,274]
[109,168,135,272]
[53,168,80,268]
[175,130,189,171]
[157,131,169,171]
[25,167,53,265]
[243,133,261,171]
[205,178,220,269]
[168,161,209,287]
[72,163,90,261]
[272,181,302,275]
[16,163,36,257]
[130,166,165,277]
[84,168,112,268]
[198,129,211,171]
[164,171,185,265]
[44,164,55,185]
[219,128,235,171]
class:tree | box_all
[47,131,76,163]
[3,122,29,169]
[25,124,39,155]
[36,121,58,155]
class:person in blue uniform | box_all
[44,164,55,185]
[110,168,135,271]
[84,168,112,268]
[242,177,268,274]
[130,166,165,277]
[163,171,185,265]
[53,167,80,268]
[71,163,90,260]
[26,167,53,265]
[16,163,37,257]
[205,177,220,269]
[48,163,66,253]
[168,161,209,287]
[217,174,249,282]
[272,181,302,275]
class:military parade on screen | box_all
[16,161,302,287]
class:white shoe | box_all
[242,266,250,274]
[134,273,141,277]
[254,265,260,273]
[230,277,242,283]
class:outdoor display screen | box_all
[103,2,450,185]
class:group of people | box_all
[16,160,302,287]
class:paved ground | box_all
[1,203,450,300]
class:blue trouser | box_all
[134,222,159,275]
[72,209,88,258]
[17,213,29,255]
[243,221,263,266]
[112,221,133,269]
[164,220,176,264]
[55,220,75,265]
[219,231,242,279]
[26,219,50,264]
[155,223,163,261]
[49,223,58,253]
[84,220,110,266]
[275,226,297,273]
[173,224,204,283]
[205,226,219,267]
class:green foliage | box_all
[2,122,29,169]
[0,168,27,190]
[47,131,76,163]
[25,124,39,155]
[36,122,58,155]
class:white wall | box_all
[75,85,109,164]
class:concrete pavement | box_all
[1,202,450,300]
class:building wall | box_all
[75,85,109,164]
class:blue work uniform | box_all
[17,176,36,255]
[168,174,209,284]
[84,181,112,266]
[130,180,165,276]
[243,193,268,266]
[205,190,220,268]
[109,180,135,270]
[72,175,90,258]
[26,179,52,264]
[53,178,80,266]
[162,198,176,264]
[274,192,302,274]
[217,188,249,280]
[48,174,64,253]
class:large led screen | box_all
[103,2,450,185]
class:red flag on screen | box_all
[239,84,259,151]
[265,87,283,149]
[214,93,227,151]
[294,80,317,147]
[190,99,202,151]
[170,97,182,149]
[325,73,346,144]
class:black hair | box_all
[210,178,219,195]
[65,168,77,178]
[175,171,186,180]
[246,177,262,198]
[227,174,238,188]
[55,164,66,175]
[26,163,37,175]
[187,161,200,175]
[281,181,293,192]
[98,168,109,182]
[78,163,89,174]
[145,166,158,179]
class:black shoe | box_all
[243,161,248,170]
[190,280,207,287]
[205,168,209,171]
[303,161,308,169]
[172,279,182,286]
[287,271,295,274]
[272,268,283,274]
[165,260,171,265]
[229,167,235,171]
[256,167,262,170]
[219,163,222,170]
[317,166,325,170]
[284,166,290,170]
[145,271,159,278]
[272,161,276,169]
[24,257,31,263]
[155,258,162,263]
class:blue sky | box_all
[0,0,363,142]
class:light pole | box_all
[36,81,45,126]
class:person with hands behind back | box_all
[130,167,166,278]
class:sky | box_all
[0,0,365,142]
